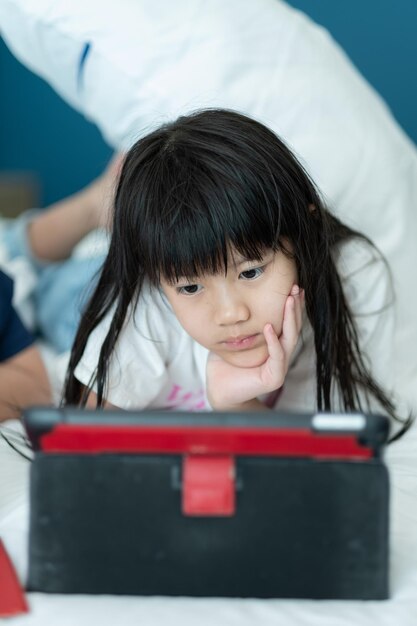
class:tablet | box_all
[24,408,390,600]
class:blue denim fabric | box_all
[34,255,104,352]
[0,213,104,353]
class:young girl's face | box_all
[161,247,298,369]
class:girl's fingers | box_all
[262,323,286,388]
[280,292,298,355]
[264,323,284,363]
[289,284,304,332]
[294,287,304,331]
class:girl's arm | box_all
[28,154,122,262]
[0,345,51,421]
[84,389,119,410]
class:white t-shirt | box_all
[75,238,394,413]
[75,284,211,411]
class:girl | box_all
[64,109,409,439]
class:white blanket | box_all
[1,419,417,625]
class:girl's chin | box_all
[219,346,269,369]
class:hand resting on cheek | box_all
[206,285,305,411]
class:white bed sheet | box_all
[1,419,417,626]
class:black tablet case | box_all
[25,409,390,600]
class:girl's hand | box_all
[206,286,304,411]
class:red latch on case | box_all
[182,455,236,516]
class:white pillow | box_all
[1,0,416,411]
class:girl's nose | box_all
[213,293,250,326]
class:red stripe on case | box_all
[39,425,373,459]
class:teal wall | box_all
[0,37,112,206]
[0,1,416,206]
[289,0,417,145]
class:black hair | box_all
[63,108,410,439]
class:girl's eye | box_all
[239,267,264,280]
[178,284,202,295]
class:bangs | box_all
[137,164,282,284]
[114,108,316,290]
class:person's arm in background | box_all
[0,155,123,421]
[28,154,122,262]
[0,345,50,421]
[0,269,51,421]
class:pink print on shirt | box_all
[167,384,207,410]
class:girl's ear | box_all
[308,203,317,213]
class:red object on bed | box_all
[0,538,29,616]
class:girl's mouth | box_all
[222,334,260,350]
